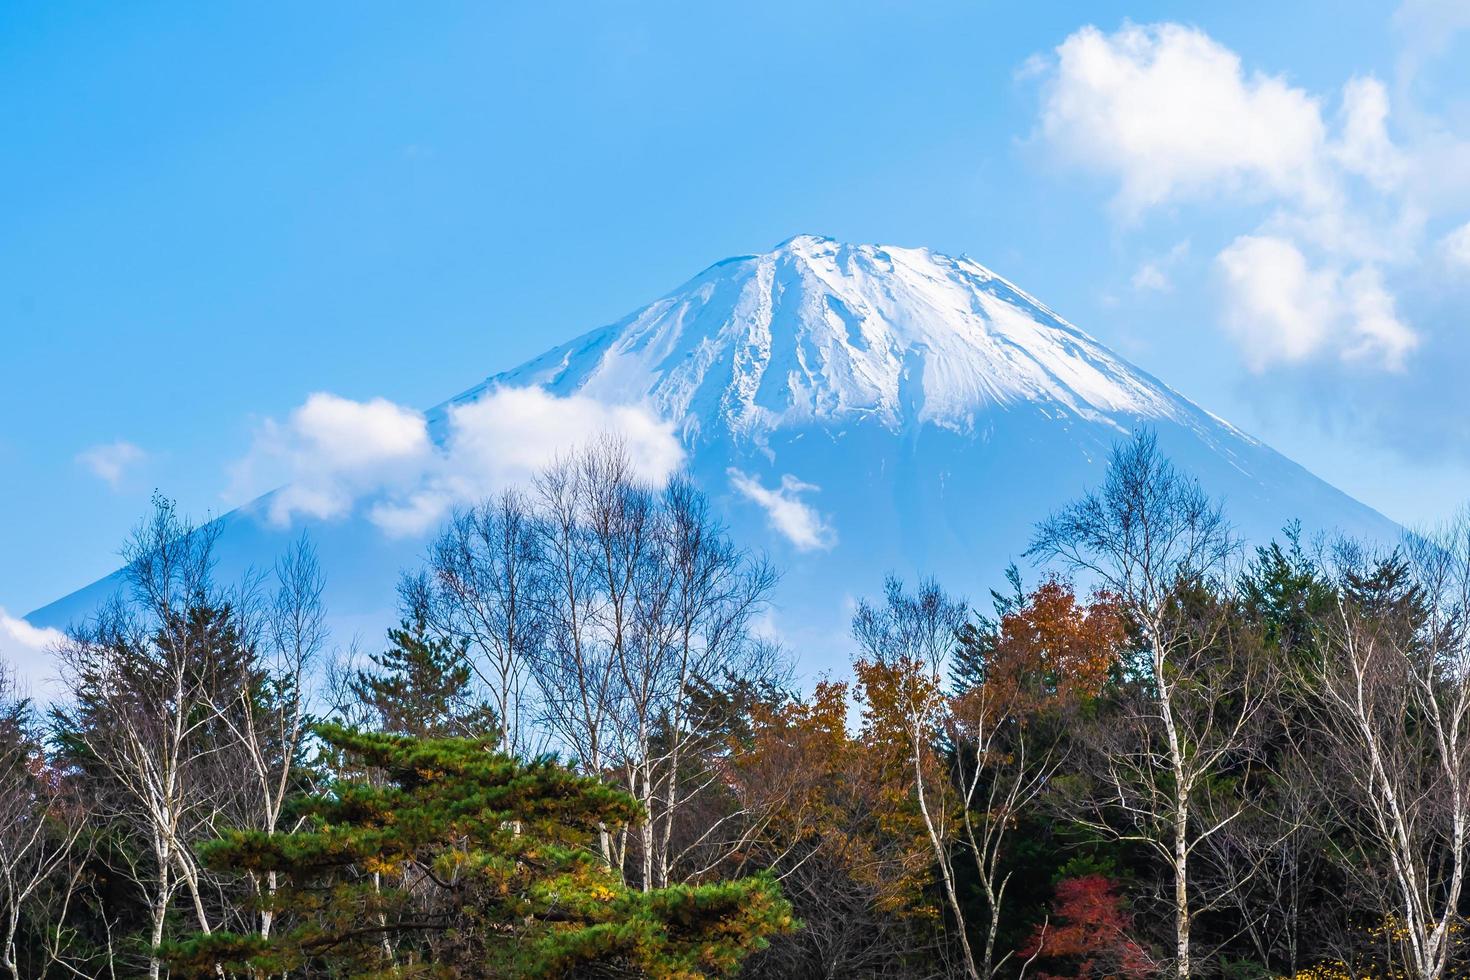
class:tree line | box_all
[3,431,1469,978]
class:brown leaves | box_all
[991,580,1126,712]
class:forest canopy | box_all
[4,432,1468,979]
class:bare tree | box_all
[526,440,777,887]
[580,448,775,888]
[212,536,326,940]
[1027,430,1263,979]
[0,665,89,980]
[529,451,621,863]
[1302,520,1470,980]
[1197,751,1333,977]
[575,442,664,885]
[853,575,980,980]
[427,488,545,755]
[55,497,240,979]
[946,577,1123,979]
[636,476,777,889]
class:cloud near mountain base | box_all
[230,388,684,537]
[0,608,64,697]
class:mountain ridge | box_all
[29,236,1400,668]
[443,234,1256,449]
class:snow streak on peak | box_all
[454,237,1219,446]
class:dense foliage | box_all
[164,725,793,977]
[7,434,1470,978]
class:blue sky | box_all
[4,1,1470,623]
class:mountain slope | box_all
[30,236,1400,666]
[453,235,1201,439]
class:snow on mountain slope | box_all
[29,236,1401,670]
[449,235,1188,439]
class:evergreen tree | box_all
[951,562,1025,694]
[350,589,497,739]
[52,596,267,975]
[1239,523,1335,660]
[1339,547,1427,633]
[165,724,795,978]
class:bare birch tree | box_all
[1028,430,1263,979]
[55,497,239,979]
[1303,520,1470,980]
[212,535,325,940]
[529,451,621,863]
[947,578,1125,979]
[527,440,777,887]
[0,666,88,980]
[427,488,545,755]
[853,575,980,980]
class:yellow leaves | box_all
[360,855,401,876]
[1280,965,1361,980]
[855,656,942,741]
[1276,915,1458,979]
[586,882,618,902]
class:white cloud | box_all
[232,394,433,526]
[1034,21,1430,373]
[0,609,63,695]
[1341,266,1417,367]
[1216,235,1415,371]
[1040,23,1330,216]
[1333,77,1408,191]
[1216,236,1334,367]
[76,440,146,488]
[728,469,836,551]
[1131,240,1190,292]
[1441,221,1470,270]
[232,387,684,537]
[368,388,685,536]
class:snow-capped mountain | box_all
[479,234,1192,441]
[30,235,1400,665]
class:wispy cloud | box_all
[76,440,146,488]
[728,469,837,551]
[1131,240,1190,293]
[1440,221,1470,271]
[230,388,685,537]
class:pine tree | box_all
[1339,547,1426,635]
[164,725,795,978]
[1238,523,1335,660]
[350,593,497,739]
[951,562,1025,694]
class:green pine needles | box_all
[163,724,794,978]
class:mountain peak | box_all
[476,236,1193,445]
[774,232,836,250]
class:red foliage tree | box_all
[1020,875,1156,979]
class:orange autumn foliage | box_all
[951,580,1125,752]
[989,580,1125,708]
[852,656,953,917]
[736,677,941,920]
[730,582,1127,934]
